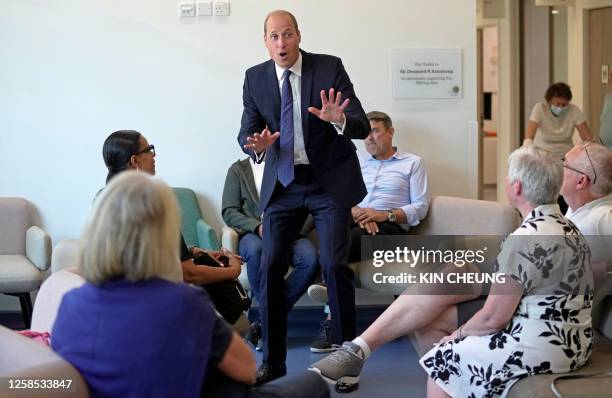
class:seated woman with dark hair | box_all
[101,129,242,286]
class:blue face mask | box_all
[550,104,567,117]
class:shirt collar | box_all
[367,147,407,161]
[275,52,302,81]
[524,204,561,222]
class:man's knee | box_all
[292,237,318,262]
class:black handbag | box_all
[193,253,251,324]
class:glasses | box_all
[582,142,597,184]
[562,139,600,184]
[135,144,155,156]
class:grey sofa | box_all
[0,197,51,328]
[0,325,89,398]
[223,195,520,292]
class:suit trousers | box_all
[259,165,354,365]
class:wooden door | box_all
[588,7,612,136]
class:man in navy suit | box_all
[238,9,369,384]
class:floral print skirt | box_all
[419,315,593,398]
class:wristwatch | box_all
[387,210,397,223]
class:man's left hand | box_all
[360,221,379,235]
[308,88,348,124]
[354,208,387,224]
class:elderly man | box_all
[561,142,612,307]
[308,111,430,352]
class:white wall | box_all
[0,0,477,245]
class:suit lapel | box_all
[265,60,281,131]
[300,50,312,143]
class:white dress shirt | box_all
[358,149,430,227]
[275,53,309,165]
[255,52,346,164]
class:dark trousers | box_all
[260,166,354,365]
[204,371,329,398]
[348,221,407,262]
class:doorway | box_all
[587,6,612,138]
[477,26,499,201]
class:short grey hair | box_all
[507,146,563,206]
[79,171,182,284]
[574,143,612,196]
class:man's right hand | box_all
[244,127,280,154]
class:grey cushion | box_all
[508,333,612,398]
[26,226,51,271]
[411,195,520,235]
[0,255,43,292]
[0,198,38,254]
[355,196,520,294]
[51,239,81,274]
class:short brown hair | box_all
[264,10,299,35]
[367,111,393,130]
[545,82,573,102]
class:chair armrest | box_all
[51,239,81,274]
[25,226,51,271]
[221,226,239,252]
[196,219,221,250]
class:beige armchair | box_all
[0,198,51,328]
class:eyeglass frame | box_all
[562,138,602,184]
[135,144,155,156]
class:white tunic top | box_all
[530,101,586,159]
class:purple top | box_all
[52,278,231,398]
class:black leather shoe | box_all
[255,362,287,386]
[245,320,262,347]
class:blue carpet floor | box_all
[265,308,428,397]
[1,308,428,397]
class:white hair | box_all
[79,171,182,284]
[508,146,563,206]
[572,143,612,196]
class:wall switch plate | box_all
[213,1,230,16]
[179,2,196,17]
[196,1,213,16]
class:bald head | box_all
[561,143,612,210]
[264,10,299,35]
[573,143,612,196]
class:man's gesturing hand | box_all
[308,88,349,125]
[244,128,280,154]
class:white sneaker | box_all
[307,283,328,304]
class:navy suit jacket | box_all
[238,50,369,212]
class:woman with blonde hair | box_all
[51,172,256,397]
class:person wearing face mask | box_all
[524,82,593,212]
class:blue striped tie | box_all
[278,69,294,187]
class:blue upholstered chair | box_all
[173,188,220,250]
